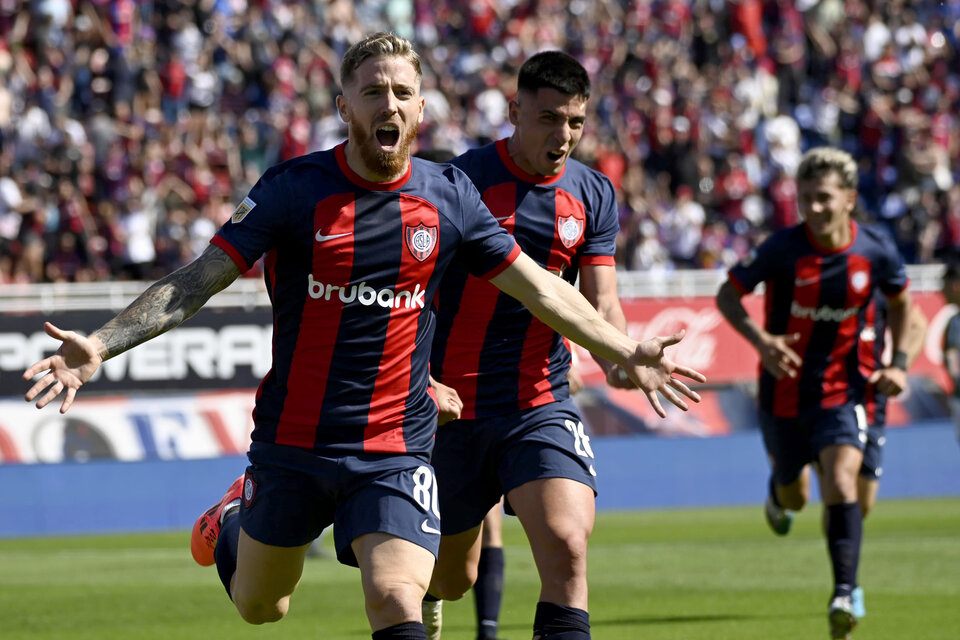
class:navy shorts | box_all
[859,423,885,480]
[431,398,598,535]
[759,403,867,486]
[239,442,442,567]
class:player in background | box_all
[716,147,913,640]
[23,34,705,640]
[424,51,638,640]
[826,292,926,618]
[940,262,960,445]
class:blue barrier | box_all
[1,423,957,537]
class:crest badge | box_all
[232,197,256,223]
[242,473,257,509]
[405,224,438,262]
[851,270,869,293]
[557,216,584,249]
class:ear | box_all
[417,95,425,124]
[508,99,520,126]
[336,94,349,123]
[845,188,857,215]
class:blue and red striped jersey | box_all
[431,139,619,419]
[727,221,908,418]
[857,292,889,425]
[212,143,519,455]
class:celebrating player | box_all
[716,147,913,639]
[423,51,639,640]
[23,34,704,640]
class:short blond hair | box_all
[796,147,858,190]
[340,32,421,88]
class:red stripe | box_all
[822,254,872,408]
[363,195,440,452]
[276,194,356,449]
[517,317,559,408]
[198,409,241,455]
[210,235,249,271]
[549,189,586,272]
[859,302,878,423]
[774,255,821,416]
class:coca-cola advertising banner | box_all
[571,291,955,393]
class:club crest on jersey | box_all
[405,224,438,262]
[232,197,256,223]
[557,216,584,248]
[851,270,869,293]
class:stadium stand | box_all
[1,0,958,284]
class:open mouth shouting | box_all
[376,124,401,150]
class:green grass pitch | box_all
[1,498,957,639]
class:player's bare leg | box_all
[818,444,865,639]
[354,532,435,634]
[231,528,312,624]
[508,477,594,639]
[765,464,810,535]
[429,525,484,600]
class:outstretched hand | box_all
[23,322,104,413]
[621,330,707,418]
[758,332,803,380]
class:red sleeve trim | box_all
[579,255,616,266]
[480,242,522,280]
[210,235,250,272]
[727,273,750,296]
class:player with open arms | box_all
[940,262,960,445]
[23,34,705,640]
[423,52,638,640]
[716,147,912,640]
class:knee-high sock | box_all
[213,511,241,599]
[473,546,505,639]
[372,622,426,639]
[826,502,862,598]
[532,601,590,640]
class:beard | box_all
[352,120,419,179]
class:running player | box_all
[424,52,637,640]
[23,34,705,640]
[715,147,913,639]
[940,262,960,444]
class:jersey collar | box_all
[336,141,412,191]
[496,138,565,185]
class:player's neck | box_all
[505,135,540,177]
[808,220,853,250]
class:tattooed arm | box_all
[23,245,242,413]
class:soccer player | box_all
[826,292,927,618]
[715,146,913,640]
[23,34,705,640]
[424,51,638,640]
[940,262,960,444]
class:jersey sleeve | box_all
[578,174,618,266]
[874,231,909,296]
[451,167,520,279]
[211,169,290,272]
[727,235,778,294]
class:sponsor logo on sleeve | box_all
[232,197,257,223]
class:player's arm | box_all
[715,279,802,379]
[869,288,915,397]
[23,244,242,412]
[490,251,705,416]
[578,263,633,389]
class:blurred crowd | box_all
[1,0,958,284]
